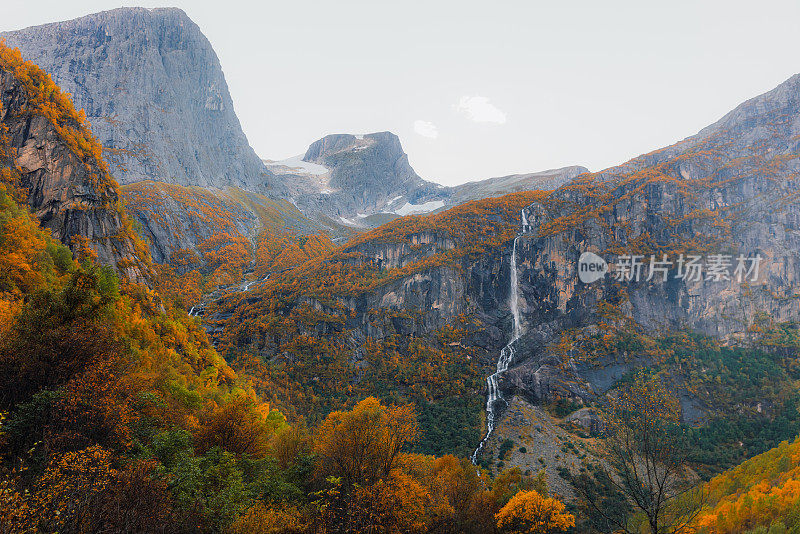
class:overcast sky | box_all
[5,1,800,186]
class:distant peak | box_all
[303,131,401,164]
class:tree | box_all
[583,373,704,534]
[314,397,417,487]
[194,396,282,458]
[495,490,574,534]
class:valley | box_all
[1,5,800,534]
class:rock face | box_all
[0,68,142,277]
[266,131,585,227]
[1,8,272,190]
[494,72,800,412]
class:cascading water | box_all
[472,210,525,463]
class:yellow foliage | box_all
[495,490,574,534]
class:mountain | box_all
[265,132,448,226]
[266,131,586,227]
[2,7,585,231]
[0,43,146,279]
[1,7,272,190]
[209,70,800,495]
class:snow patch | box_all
[265,154,329,176]
[394,200,445,216]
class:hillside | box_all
[1,8,273,190]
[207,69,800,499]
[0,40,285,532]
[0,42,559,534]
[693,436,800,532]
[120,180,340,307]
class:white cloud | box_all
[413,119,439,139]
[456,95,507,124]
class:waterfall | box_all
[509,237,522,340]
[521,208,528,233]
[472,217,525,464]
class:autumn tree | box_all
[314,397,417,487]
[583,373,704,534]
[311,397,421,534]
[194,395,283,458]
[495,490,574,534]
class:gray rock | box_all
[564,408,602,434]
[2,7,273,191]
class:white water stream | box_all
[472,210,526,463]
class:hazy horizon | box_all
[5,0,800,186]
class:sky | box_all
[4,1,800,186]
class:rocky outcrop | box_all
[0,68,143,277]
[2,8,272,190]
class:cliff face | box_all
[0,61,144,278]
[1,8,272,190]
[502,72,800,402]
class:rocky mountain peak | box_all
[1,7,273,190]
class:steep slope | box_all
[213,71,800,483]
[0,43,147,278]
[266,131,585,227]
[1,7,273,190]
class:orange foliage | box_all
[694,437,800,533]
[314,397,417,487]
[495,490,574,534]
[0,41,111,185]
